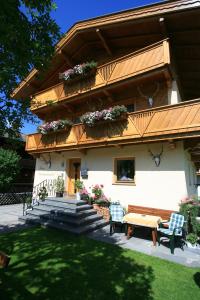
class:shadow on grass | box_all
[0,227,154,300]
[194,272,200,288]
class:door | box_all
[68,158,81,195]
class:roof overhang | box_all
[12,0,200,101]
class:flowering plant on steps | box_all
[80,105,127,127]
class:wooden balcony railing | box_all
[31,40,170,111]
[26,99,200,153]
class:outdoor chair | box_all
[109,202,125,235]
[157,213,185,254]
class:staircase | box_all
[19,197,109,234]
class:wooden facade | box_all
[31,40,170,111]
[11,0,200,173]
[26,99,200,153]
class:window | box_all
[114,158,135,183]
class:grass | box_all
[0,227,199,300]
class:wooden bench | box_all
[126,205,176,245]
[128,205,175,221]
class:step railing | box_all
[23,179,57,215]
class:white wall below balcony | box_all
[33,141,197,211]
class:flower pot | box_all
[80,194,89,201]
[76,192,81,201]
[186,241,198,249]
[196,217,200,224]
[56,192,63,198]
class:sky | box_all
[22,0,164,134]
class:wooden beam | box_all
[103,89,114,103]
[159,17,168,38]
[96,29,112,56]
[58,50,74,67]
[62,103,74,113]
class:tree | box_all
[0,0,61,136]
[0,148,21,192]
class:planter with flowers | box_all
[37,119,72,135]
[80,187,90,202]
[75,179,84,201]
[59,61,97,84]
[91,184,110,220]
[80,105,127,127]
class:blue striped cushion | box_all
[109,203,125,222]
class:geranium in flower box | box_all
[37,119,72,135]
[59,61,97,84]
[80,105,127,127]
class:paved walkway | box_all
[87,225,200,268]
[0,204,30,233]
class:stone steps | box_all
[19,197,108,234]
[33,202,92,213]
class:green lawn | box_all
[0,227,199,300]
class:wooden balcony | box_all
[26,99,200,153]
[31,40,170,111]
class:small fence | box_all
[0,192,32,206]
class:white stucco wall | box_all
[33,141,197,211]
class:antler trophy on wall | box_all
[137,82,160,107]
[148,145,163,167]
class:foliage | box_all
[91,184,109,205]
[37,119,72,134]
[0,227,200,300]
[54,177,64,193]
[59,61,97,81]
[25,195,32,208]
[38,186,48,201]
[0,1,61,137]
[179,201,200,235]
[0,148,20,192]
[80,105,127,127]
[186,233,199,245]
[45,100,57,106]
[75,179,84,191]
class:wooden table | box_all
[123,213,162,246]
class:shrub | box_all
[0,148,20,192]
[54,177,64,193]
[186,233,199,245]
[179,201,200,235]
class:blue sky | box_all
[22,0,164,134]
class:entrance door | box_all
[68,158,81,195]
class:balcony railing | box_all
[31,40,170,111]
[26,99,200,152]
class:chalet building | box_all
[12,0,200,211]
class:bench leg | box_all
[127,224,134,239]
[152,228,157,246]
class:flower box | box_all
[80,105,128,127]
[38,119,72,135]
[59,61,97,84]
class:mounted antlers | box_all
[137,82,160,107]
[148,145,163,167]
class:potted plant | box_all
[186,233,199,249]
[75,179,84,200]
[38,186,48,201]
[25,195,32,209]
[54,177,64,197]
[80,187,89,201]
